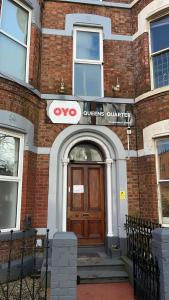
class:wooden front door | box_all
[67,164,105,245]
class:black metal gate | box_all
[133,251,160,300]
[0,229,49,300]
[125,215,161,300]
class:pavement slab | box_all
[77,282,134,300]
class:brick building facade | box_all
[0,0,169,252]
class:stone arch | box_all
[48,125,128,243]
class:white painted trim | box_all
[106,158,114,237]
[135,85,169,102]
[154,137,169,225]
[0,128,24,232]
[137,149,154,156]
[36,227,48,234]
[73,26,104,97]
[47,125,128,240]
[0,0,32,83]
[149,15,169,90]
[141,120,169,158]
[132,0,169,41]
[62,135,113,236]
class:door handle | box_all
[82,213,89,216]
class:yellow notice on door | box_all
[120,191,126,200]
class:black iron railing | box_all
[0,229,50,300]
[124,215,161,300]
[133,251,160,300]
[125,215,161,259]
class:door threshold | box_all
[78,245,105,255]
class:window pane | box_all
[0,133,19,176]
[153,51,169,88]
[151,15,169,53]
[74,63,101,96]
[1,0,28,44]
[0,181,18,229]
[0,33,26,80]
[160,182,169,223]
[76,31,100,60]
[69,143,104,161]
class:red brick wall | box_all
[0,77,46,146]
[127,157,140,216]
[21,151,38,228]
[131,0,153,34]
[102,40,134,98]
[0,237,35,263]
[138,155,158,221]
[40,38,135,97]
[135,92,169,149]
[40,35,72,94]
[133,33,151,97]
[33,154,49,227]
[42,2,132,35]
[1,0,168,229]
[29,25,42,89]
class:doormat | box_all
[78,253,100,258]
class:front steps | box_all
[77,248,129,284]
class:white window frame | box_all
[0,0,32,82]
[0,128,24,232]
[155,137,169,226]
[149,13,169,90]
[73,26,104,97]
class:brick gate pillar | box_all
[51,232,77,300]
[152,228,169,300]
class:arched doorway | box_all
[48,125,128,253]
[67,142,105,245]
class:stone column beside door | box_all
[50,232,77,300]
[152,228,169,300]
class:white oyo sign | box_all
[48,100,81,124]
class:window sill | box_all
[0,71,41,97]
[56,0,129,8]
[0,229,36,241]
[135,85,169,103]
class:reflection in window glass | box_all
[150,15,169,88]
[150,15,169,53]
[0,133,19,176]
[1,0,28,44]
[0,0,29,81]
[157,139,169,224]
[74,28,103,97]
[74,64,101,96]
[0,34,26,80]
[153,51,169,88]
[159,182,169,220]
[0,181,18,229]
[69,143,104,161]
[76,31,100,60]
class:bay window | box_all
[0,130,24,231]
[73,27,103,97]
[157,139,169,224]
[0,0,31,81]
[150,15,169,89]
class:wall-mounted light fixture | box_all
[112,77,120,92]
[127,126,131,160]
[59,78,65,94]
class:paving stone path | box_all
[78,282,134,300]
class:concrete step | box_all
[77,255,129,283]
[78,269,129,284]
[78,246,105,255]
[78,257,125,271]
